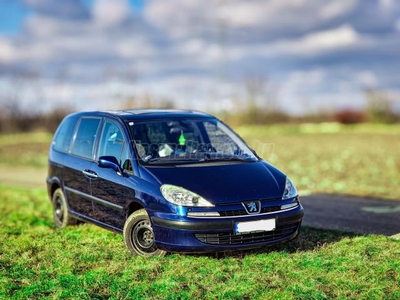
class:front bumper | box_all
[150,204,304,253]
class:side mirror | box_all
[98,156,123,176]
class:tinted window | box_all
[98,120,133,172]
[53,115,78,153]
[121,142,133,173]
[71,118,101,159]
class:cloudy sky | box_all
[0,0,399,114]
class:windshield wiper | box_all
[145,157,204,165]
[202,154,255,162]
[144,153,255,165]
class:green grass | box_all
[0,185,399,299]
[0,132,52,168]
[237,123,400,200]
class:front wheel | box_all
[123,209,166,257]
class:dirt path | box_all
[1,165,399,239]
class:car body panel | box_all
[151,207,303,252]
[142,161,285,204]
[63,156,94,218]
[89,163,129,229]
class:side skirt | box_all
[69,210,123,234]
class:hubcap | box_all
[132,219,157,253]
[55,197,64,222]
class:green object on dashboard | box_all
[179,131,186,146]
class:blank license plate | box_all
[235,219,276,234]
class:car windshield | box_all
[128,118,258,165]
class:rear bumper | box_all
[151,205,304,253]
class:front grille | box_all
[195,223,298,245]
[219,205,281,217]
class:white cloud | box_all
[356,71,378,88]
[214,0,359,28]
[1,0,399,116]
[287,24,360,54]
[24,15,61,37]
[114,37,157,58]
[286,69,326,89]
[3,9,157,69]
[0,32,57,64]
[279,69,327,113]
[379,0,396,11]
[0,38,16,62]
[319,0,359,20]
[143,0,363,41]
[143,0,206,39]
[92,0,131,27]
[278,68,371,114]
[230,25,361,60]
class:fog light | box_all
[187,212,220,217]
[281,203,298,210]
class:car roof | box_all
[73,109,214,121]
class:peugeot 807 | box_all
[47,109,304,257]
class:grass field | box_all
[0,124,400,298]
[0,132,51,168]
[0,185,399,299]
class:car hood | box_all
[140,161,286,204]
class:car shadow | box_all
[265,226,360,253]
[185,226,360,259]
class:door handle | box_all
[82,169,98,179]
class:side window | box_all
[53,115,78,153]
[71,118,101,159]
[98,120,132,172]
[121,142,133,173]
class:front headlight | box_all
[160,184,214,207]
[282,177,298,200]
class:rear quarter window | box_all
[53,115,78,153]
[71,117,101,159]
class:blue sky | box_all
[0,0,145,34]
[0,1,31,35]
[0,0,399,114]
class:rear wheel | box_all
[123,209,166,257]
[52,188,77,228]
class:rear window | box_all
[53,115,78,153]
[71,117,101,159]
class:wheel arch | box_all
[48,177,63,199]
[126,200,145,219]
[50,182,61,197]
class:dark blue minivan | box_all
[47,109,303,256]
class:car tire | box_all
[52,188,77,228]
[123,209,166,257]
